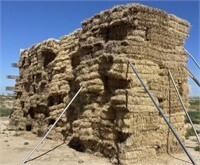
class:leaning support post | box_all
[184,48,200,69]
[20,87,82,165]
[168,70,200,147]
[184,67,200,87]
[128,61,197,165]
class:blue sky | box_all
[0,1,199,96]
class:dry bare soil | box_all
[0,117,199,165]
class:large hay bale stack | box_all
[10,4,190,164]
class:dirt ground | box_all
[0,117,199,165]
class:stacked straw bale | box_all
[10,4,190,164]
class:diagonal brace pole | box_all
[20,87,82,164]
[168,70,200,147]
[128,61,197,165]
[184,48,200,70]
[184,67,200,87]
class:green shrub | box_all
[189,100,200,106]
[185,128,195,139]
[194,146,200,151]
[13,132,22,137]
[24,142,29,145]
[185,111,200,124]
[0,108,12,117]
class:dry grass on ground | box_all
[0,117,199,165]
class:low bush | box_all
[185,128,195,139]
[0,108,12,117]
[185,111,200,124]
[194,146,200,151]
